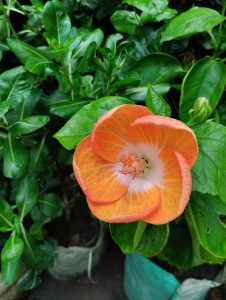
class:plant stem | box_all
[0,0,19,39]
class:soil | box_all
[46,184,98,247]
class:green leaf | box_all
[123,84,170,101]
[3,134,29,179]
[17,270,41,290]
[192,122,226,202]
[123,0,168,14]
[54,96,132,150]
[38,193,64,218]
[0,66,34,108]
[112,72,141,89]
[0,199,15,232]
[158,226,193,269]
[1,235,24,262]
[9,115,50,134]
[50,100,90,118]
[15,175,39,220]
[0,101,9,118]
[180,58,226,123]
[130,54,183,85]
[72,28,104,58]
[1,257,22,285]
[42,0,71,48]
[7,39,56,75]
[137,224,169,257]
[105,33,123,55]
[110,11,141,35]
[146,86,171,116]
[161,7,225,42]
[110,221,147,254]
[187,192,226,258]
[140,7,177,24]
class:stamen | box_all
[119,152,150,179]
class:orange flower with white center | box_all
[73,105,198,224]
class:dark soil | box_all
[46,185,98,247]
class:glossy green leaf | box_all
[192,122,226,202]
[140,7,177,24]
[50,100,90,118]
[72,28,104,58]
[161,7,225,42]
[146,86,171,116]
[112,72,141,89]
[0,101,9,118]
[1,235,24,262]
[0,199,15,232]
[1,257,22,285]
[130,54,183,85]
[3,134,29,179]
[158,227,193,269]
[123,0,168,14]
[180,58,226,123]
[137,224,169,257]
[42,0,71,48]
[110,11,141,35]
[15,175,39,220]
[77,42,96,73]
[9,115,50,134]
[110,221,147,254]
[7,39,56,75]
[105,33,123,55]
[38,193,64,218]
[187,192,226,258]
[123,84,170,101]
[0,66,34,108]
[54,96,132,150]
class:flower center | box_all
[119,152,150,179]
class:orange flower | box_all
[73,105,198,224]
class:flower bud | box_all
[188,97,212,125]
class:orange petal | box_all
[87,185,160,223]
[128,115,198,168]
[73,136,128,204]
[144,149,192,225]
[91,104,152,162]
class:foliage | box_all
[0,0,226,289]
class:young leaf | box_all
[192,122,226,202]
[0,199,15,232]
[15,175,39,220]
[130,54,183,85]
[123,84,170,101]
[1,257,22,285]
[0,66,34,108]
[105,33,123,55]
[42,0,71,48]
[9,115,50,134]
[146,86,171,116]
[187,192,226,258]
[161,7,225,42]
[110,11,141,35]
[1,235,24,262]
[180,58,226,123]
[3,134,29,179]
[54,96,132,150]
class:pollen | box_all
[119,152,150,179]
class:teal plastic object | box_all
[124,253,180,300]
[124,253,221,300]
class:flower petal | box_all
[91,104,152,162]
[73,136,128,204]
[144,149,192,225]
[87,185,160,223]
[128,115,198,168]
